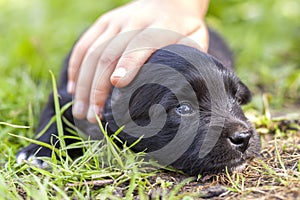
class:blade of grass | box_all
[274,136,287,172]
[125,166,138,199]
[95,114,124,169]
[0,122,29,129]
[167,177,194,199]
[225,167,241,193]
[49,70,65,149]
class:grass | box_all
[1,0,300,199]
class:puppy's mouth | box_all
[227,147,256,170]
[201,149,253,175]
[200,161,248,180]
[226,157,248,172]
[231,162,247,172]
[200,159,247,176]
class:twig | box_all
[67,179,114,188]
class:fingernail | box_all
[73,100,88,119]
[111,67,127,78]
[67,81,76,93]
[87,105,102,122]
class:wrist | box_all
[141,0,209,18]
[174,0,209,17]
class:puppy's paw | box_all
[16,143,52,168]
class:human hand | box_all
[68,0,209,123]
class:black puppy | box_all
[17,30,260,176]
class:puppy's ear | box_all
[237,81,252,105]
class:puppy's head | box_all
[104,44,260,176]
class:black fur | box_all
[17,30,260,176]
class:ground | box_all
[0,0,299,199]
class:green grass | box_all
[1,0,300,199]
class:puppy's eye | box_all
[176,103,194,115]
[236,97,243,105]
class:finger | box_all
[72,26,120,119]
[68,17,109,94]
[111,28,182,87]
[86,31,139,123]
[177,25,209,52]
[86,64,114,123]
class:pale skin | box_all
[68,0,210,123]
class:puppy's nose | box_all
[228,131,251,153]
